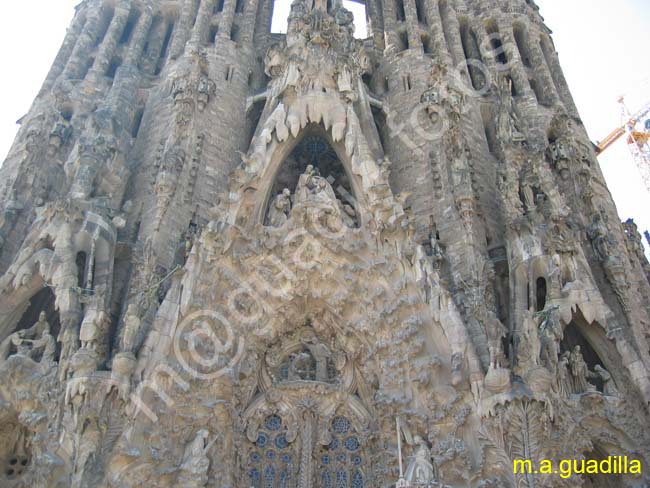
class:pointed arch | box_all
[0,247,55,339]
[560,309,624,394]
[251,123,369,227]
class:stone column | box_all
[124,6,154,67]
[240,0,260,45]
[526,30,559,106]
[424,0,451,65]
[298,411,316,487]
[190,0,216,46]
[365,0,384,50]
[62,5,104,79]
[42,9,87,92]
[403,0,423,51]
[382,0,400,54]
[89,1,132,81]
[141,17,169,74]
[169,0,197,59]
[439,3,469,85]
[473,21,499,83]
[497,21,533,100]
[218,0,238,40]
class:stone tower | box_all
[1,0,650,486]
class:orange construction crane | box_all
[596,97,650,192]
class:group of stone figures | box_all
[266,165,357,228]
[0,312,56,365]
[515,308,618,398]
[556,345,618,397]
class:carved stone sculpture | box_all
[405,436,437,484]
[587,212,612,261]
[0,311,53,363]
[484,311,507,369]
[176,429,214,487]
[594,365,619,397]
[556,352,573,397]
[569,345,595,394]
[495,75,526,146]
[516,309,541,373]
[267,188,292,227]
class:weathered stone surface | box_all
[0,0,649,486]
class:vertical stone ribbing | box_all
[89,1,132,80]
[62,4,104,79]
[124,6,154,66]
[365,0,384,49]
[139,16,164,74]
[403,0,423,51]
[497,21,533,100]
[424,0,451,64]
[190,0,216,45]
[527,30,559,106]
[473,21,498,78]
[240,0,260,44]
[169,0,196,59]
[218,0,239,40]
[382,0,400,53]
[439,2,469,84]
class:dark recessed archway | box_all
[561,320,607,392]
[267,128,355,208]
[13,287,61,360]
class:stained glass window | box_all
[248,415,297,488]
[317,416,364,488]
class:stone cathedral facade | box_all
[2,0,650,486]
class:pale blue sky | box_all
[0,0,648,252]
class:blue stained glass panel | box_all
[265,415,282,431]
[352,470,363,488]
[249,468,261,488]
[332,416,351,434]
[280,469,290,488]
[275,433,289,449]
[322,471,333,488]
[264,465,276,488]
[344,437,359,452]
[257,432,268,448]
[336,469,348,488]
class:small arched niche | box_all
[3,287,61,362]
[560,311,621,394]
[263,126,360,228]
[12,288,60,337]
